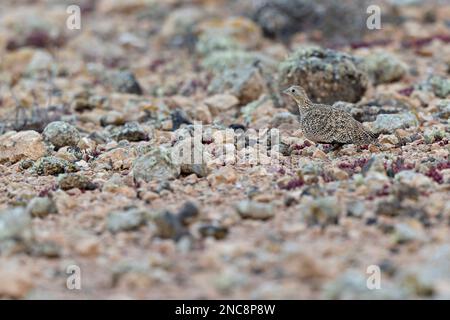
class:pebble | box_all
[236,200,274,220]
[0,207,32,242]
[26,197,57,218]
[107,208,145,233]
[32,156,78,176]
[132,147,181,183]
[58,173,97,191]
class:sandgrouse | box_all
[283,85,377,151]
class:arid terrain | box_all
[0,0,450,299]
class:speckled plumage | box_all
[284,85,376,148]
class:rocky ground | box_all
[0,0,450,299]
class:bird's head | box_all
[283,85,310,107]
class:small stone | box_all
[100,111,126,126]
[0,262,34,298]
[0,130,47,164]
[207,166,237,186]
[132,147,181,183]
[42,121,81,150]
[114,122,149,142]
[55,146,83,162]
[27,197,57,218]
[204,94,239,116]
[107,208,145,233]
[329,167,349,180]
[153,211,187,240]
[172,137,210,178]
[236,200,274,220]
[178,202,200,226]
[312,149,327,160]
[418,75,450,99]
[423,127,446,144]
[109,70,143,95]
[0,207,32,242]
[198,224,228,240]
[301,196,340,227]
[58,173,97,191]
[372,113,418,134]
[74,237,100,257]
[32,156,78,176]
[394,221,426,244]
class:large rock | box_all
[0,130,47,164]
[132,147,181,183]
[279,47,368,104]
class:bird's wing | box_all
[330,108,375,144]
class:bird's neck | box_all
[296,97,313,113]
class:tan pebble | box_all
[75,238,100,257]
[312,149,327,159]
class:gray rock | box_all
[107,208,145,233]
[113,122,148,142]
[372,113,418,134]
[153,211,187,240]
[27,197,57,218]
[133,147,181,183]
[251,0,371,43]
[0,207,32,241]
[434,100,450,119]
[236,200,274,220]
[198,224,228,240]
[417,75,450,99]
[301,196,340,226]
[109,70,143,95]
[279,47,368,104]
[42,121,81,149]
[58,173,97,191]
[361,53,407,85]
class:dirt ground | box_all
[0,0,450,299]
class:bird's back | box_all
[300,103,376,145]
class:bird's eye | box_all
[291,89,295,93]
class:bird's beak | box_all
[282,88,290,95]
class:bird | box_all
[283,85,377,151]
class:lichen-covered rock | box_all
[42,121,80,150]
[372,113,418,134]
[0,130,47,164]
[58,173,97,191]
[132,147,181,183]
[32,156,78,176]
[418,75,450,98]
[107,207,145,233]
[434,100,450,119]
[361,52,408,85]
[26,197,57,218]
[279,47,368,104]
